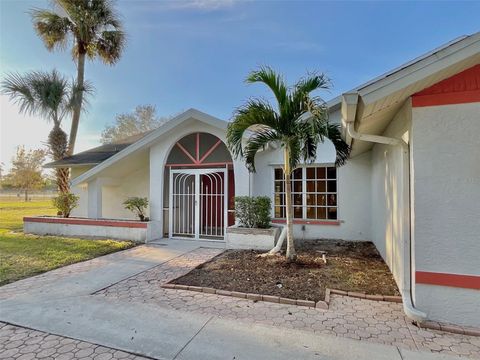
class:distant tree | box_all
[2,70,91,193]
[31,0,126,156]
[5,147,47,202]
[100,105,170,144]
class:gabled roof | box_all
[71,108,228,186]
[44,131,154,168]
[338,32,480,155]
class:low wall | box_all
[226,225,280,250]
[24,217,148,243]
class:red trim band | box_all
[24,217,148,229]
[416,271,480,290]
[412,90,480,107]
[272,219,340,226]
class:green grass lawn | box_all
[0,197,134,286]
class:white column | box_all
[87,178,102,218]
[233,158,251,196]
[148,143,166,240]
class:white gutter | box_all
[342,93,427,323]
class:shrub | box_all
[52,192,79,218]
[234,196,271,228]
[123,197,149,221]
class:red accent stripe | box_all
[272,219,340,226]
[416,271,480,290]
[412,90,480,107]
[24,217,148,228]
[166,162,233,168]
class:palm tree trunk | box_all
[284,146,297,262]
[24,189,28,202]
[67,51,86,156]
[56,168,70,194]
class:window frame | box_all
[271,165,339,222]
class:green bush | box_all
[123,197,149,221]
[52,192,79,218]
[234,196,271,228]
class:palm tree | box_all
[1,70,91,193]
[31,0,125,156]
[227,67,350,262]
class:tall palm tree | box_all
[227,67,350,262]
[1,70,91,193]
[31,0,125,156]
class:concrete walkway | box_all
[0,240,475,360]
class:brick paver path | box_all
[1,246,479,359]
[96,248,480,359]
[0,322,148,360]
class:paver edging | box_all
[328,289,403,303]
[161,283,318,308]
[418,320,480,337]
[161,283,402,310]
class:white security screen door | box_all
[169,168,227,241]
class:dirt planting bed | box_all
[170,240,400,302]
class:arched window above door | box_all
[166,132,232,167]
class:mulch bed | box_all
[170,240,400,302]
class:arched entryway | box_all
[165,132,235,241]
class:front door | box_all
[169,168,227,241]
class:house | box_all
[27,33,480,328]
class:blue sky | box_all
[1,0,479,167]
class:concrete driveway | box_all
[0,240,476,360]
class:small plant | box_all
[52,192,79,218]
[234,196,271,228]
[123,197,149,221]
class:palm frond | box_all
[246,66,288,112]
[286,138,302,174]
[227,99,278,158]
[95,29,126,64]
[295,72,330,95]
[67,79,94,117]
[31,9,70,51]
[243,130,280,172]
[1,70,81,126]
[325,123,351,166]
[1,73,36,116]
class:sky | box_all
[1,0,479,169]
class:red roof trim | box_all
[412,64,480,107]
[416,271,480,290]
[24,216,148,229]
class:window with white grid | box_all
[273,166,338,221]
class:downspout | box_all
[342,93,426,323]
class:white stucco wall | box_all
[370,101,411,288]
[71,166,94,217]
[251,140,372,241]
[411,102,480,327]
[101,165,150,220]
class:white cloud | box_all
[0,95,100,171]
